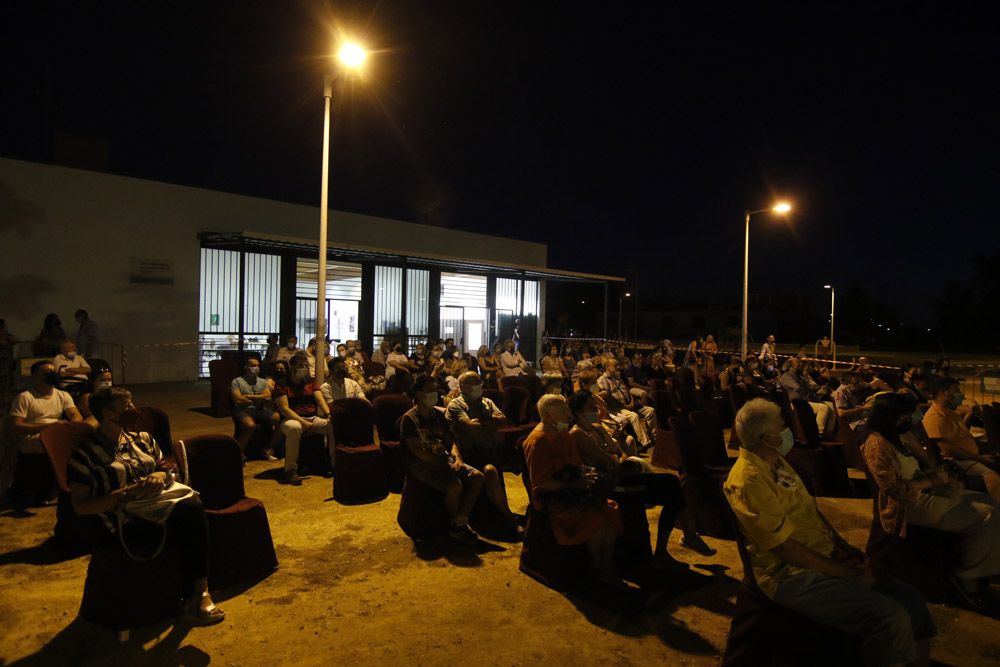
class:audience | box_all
[862,392,1000,610]
[33,313,66,357]
[922,376,1000,502]
[52,340,92,398]
[68,386,225,626]
[500,339,528,378]
[9,360,83,455]
[831,372,875,431]
[567,390,715,563]
[275,334,299,363]
[320,357,369,404]
[778,357,836,436]
[74,309,100,358]
[273,353,335,485]
[522,394,623,585]
[477,344,500,387]
[80,365,115,425]
[758,334,778,378]
[230,357,280,461]
[400,375,484,544]
[725,398,935,666]
[371,340,391,366]
[596,359,656,451]
[263,333,281,364]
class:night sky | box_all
[3,2,998,328]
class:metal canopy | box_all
[199,231,624,283]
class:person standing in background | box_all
[74,309,100,358]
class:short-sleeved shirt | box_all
[400,406,454,462]
[231,375,269,396]
[597,373,631,411]
[320,378,366,403]
[724,448,837,597]
[386,352,409,378]
[274,381,318,418]
[10,388,75,425]
[67,429,162,532]
[922,402,978,457]
[446,395,505,425]
[53,353,90,386]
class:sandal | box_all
[179,593,226,626]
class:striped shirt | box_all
[67,429,162,532]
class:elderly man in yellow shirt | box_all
[922,376,1000,502]
[725,398,935,667]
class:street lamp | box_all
[618,292,631,340]
[824,284,836,363]
[741,201,792,360]
[316,41,366,386]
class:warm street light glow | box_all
[338,42,367,68]
[772,202,792,214]
[625,292,631,297]
[824,284,831,289]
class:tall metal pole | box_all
[316,76,332,386]
[617,296,623,339]
[830,286,836,364]
[741,210,750,361]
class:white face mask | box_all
[95,379,113,389]
[66,351,76,359]
[552,421,570,433]
[465,385,483,399]
[287,342,296,349]
[421,392,439,408]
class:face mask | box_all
[465,385,483,399]
[287,342,296,349]
[581,410,600,424]
[294,368,309,381]
[95,379,113,389]
[43,371,60,385]
[421,392,439,408]
[949,393,964,410]
[333,369,348,379]
[245,367,259,377]
[769,428,793,456]
[66,351,76,359]
[552,421,570,433]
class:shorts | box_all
[407,456,478,493]
[233,405,276,425]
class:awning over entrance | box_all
[199,231,624,284]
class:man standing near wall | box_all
[74,310,99,358]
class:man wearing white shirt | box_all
[52,341,91,397]
[500,339,527,377]
[320,357,369,404]
[10,360,83,454]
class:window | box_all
[295,258,361,346]
[440,272,488,353]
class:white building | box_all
[0,158,619,383]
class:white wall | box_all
[0,158,547,383]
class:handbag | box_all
[116,480,198,562]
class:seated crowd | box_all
[4,323,999,656]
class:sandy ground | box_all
[2,381,999,666]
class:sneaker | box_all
[281,470,302,486]
[448,524,478,545]
[263,450,278,462]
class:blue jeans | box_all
[772,572,935,667]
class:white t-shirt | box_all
[385,352,409,378]
[320,379,367,403]
[10,388,75,425]
[500,350,526,376]
[52,354,90,386]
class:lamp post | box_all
[618,292,631,340]
[741,201,792,361]
[824,284,836,363]
[316,42,366,386]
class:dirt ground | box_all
[2,381,999,666]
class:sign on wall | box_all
[130,257,174,285]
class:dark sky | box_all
[3,2,998,327]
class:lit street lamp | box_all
[741,201,792,360]
[824,284,836,363]
[316,41,366,386]
[618,292,631,340]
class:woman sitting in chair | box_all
[68,386,225,626]
[861,391,1000,611]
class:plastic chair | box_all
[668,416,734,539]
[177,434,278,589]
[688,410,732,470]
[330,399,388,504]
[373,394,413,493]
[38,422,96,556]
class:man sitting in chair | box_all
[596,359,656,451]
[724,398,935,667]
[273,353,335,486]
